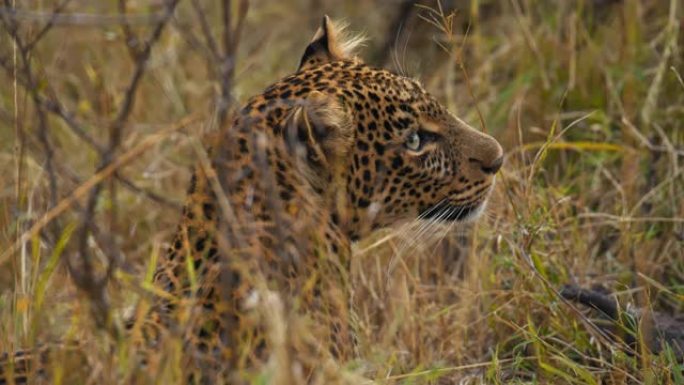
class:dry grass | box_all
[1,0,683,384]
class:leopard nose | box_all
[452,116,504,176]
[468,142,504,175]
[481,155,504,174]
[469,156,503,175]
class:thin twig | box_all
[640,0,678,126]
[24,0,71,51]
[118,0,141,59]
[190,0,220,61]
[0,114,200,270]
[0,7,167,26]
[0,51,104,152]
[115,174,182,210]
[0,50,181,210]
[219,0,248,125]
[1,4,60,241]
[74,0,180,327]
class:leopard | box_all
[1,15,503,384]
[145,14,504,381]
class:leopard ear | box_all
[298,15,364,72]
[284,91,354,190]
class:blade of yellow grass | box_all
[184,246,199,296]
[539,361,584,384]
[364,357,532,384]
[525,111,598,194]
[527,316,598,385]
[497,314,640,383]
[32,222,77,312]
[529,251,548,281]
[144,242,161,286]
[521,141,626,153]
[640,0,679,126]
[552,353,599,385]
[636,272,684,302]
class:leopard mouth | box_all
[419,200,486,222]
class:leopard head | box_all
[248,16,503,240]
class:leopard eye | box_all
[405,132,421,151]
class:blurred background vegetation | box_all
[0,0,683,383]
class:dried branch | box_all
[1,4,60,241]
[0,51,180,209]
[0,44,103,151]
[0,115,199,269]
[217,0,248,125]
[35,93,57,211]
[118,0,141,59]
[41,98,103,151]
[171,0,248,126]
[74,0,180,327]
[0,6,168,26]
[170,16,217,68]
[116,174,182,210]
[190,0,220,61]
[24,0,71,52]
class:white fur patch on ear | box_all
[295,91,354,158]
[283,91,354,191]
[321,15,365,60]
[298,15,366,71]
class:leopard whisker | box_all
[389,202,451,278]
[401,201,451,253]
[392,198,447,252]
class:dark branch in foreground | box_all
[561,284,684,361]
[175,0,248,126]
[73,0,180,330]
[0,53,180,211]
